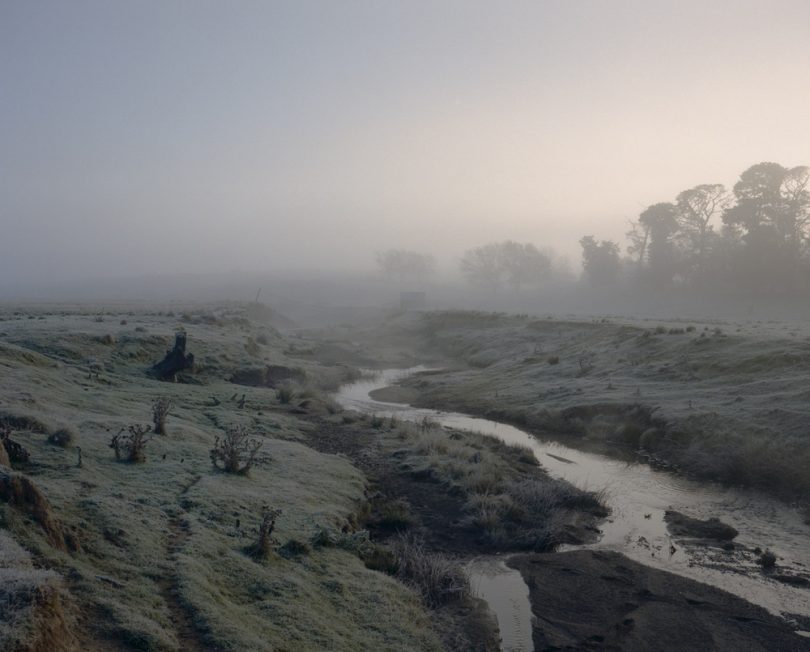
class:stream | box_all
[335,367,810,651]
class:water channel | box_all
[336,367,810,650]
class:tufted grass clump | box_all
[151,397,173,435]
[391,534,469,608]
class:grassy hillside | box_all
[364,311,810,506]
[0,305,452,651]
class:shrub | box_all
[546,355,560,365]
[109,425,153,463]
[279,538,310,559]
[252,508,282,559]
[210,425,263,474]
[275,385,294,404]
[391,534,469,608]
[151,398,173,435]
[48,426,78,448]
[758,549,777,569]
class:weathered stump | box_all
[150,332,194,381]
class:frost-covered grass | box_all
[391,311,810,504]
[0,305,444,651]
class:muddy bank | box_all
[337,367,810,638]
[509,550,810,651]
[368,385,421,404]
[664,510,738,541]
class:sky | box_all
[2,0,810,285]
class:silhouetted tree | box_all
[499,241,551,293]
[460,241,551,293]
[722,162,810,292]
[639,203,680,288]
[675,184,728,282]
[580,236,621,287]
[626,219,650,268]
[460,243,505,292]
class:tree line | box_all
[583,161,810,294]
[376,241,568,293]
[375,160,809,297]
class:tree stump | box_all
[150,332,194,381]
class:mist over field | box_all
[3,3,810,652]
[3,0,810,311]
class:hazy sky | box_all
[2,0,810,284]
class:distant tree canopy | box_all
[579,236,621,287]
[460,240,551,293]
[617,161,810,294]
[376,249,436,284]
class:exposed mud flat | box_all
[509,550,810,652]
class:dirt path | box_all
[157,514,215,652]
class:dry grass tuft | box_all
[151,397,173,435]
[392,534,469,608]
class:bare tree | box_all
[460,241,551,293]
[499,241,551,293]
[460,243,504,292]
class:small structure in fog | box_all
[400,291,426,311]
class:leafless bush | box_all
[253,508,282,558]
[391,534,469,608]
[151,398,173,435]
[210,425,262,474]
[109,425,153,463]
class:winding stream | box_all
[336,367,810,650]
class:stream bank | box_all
[336,367,810,650]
